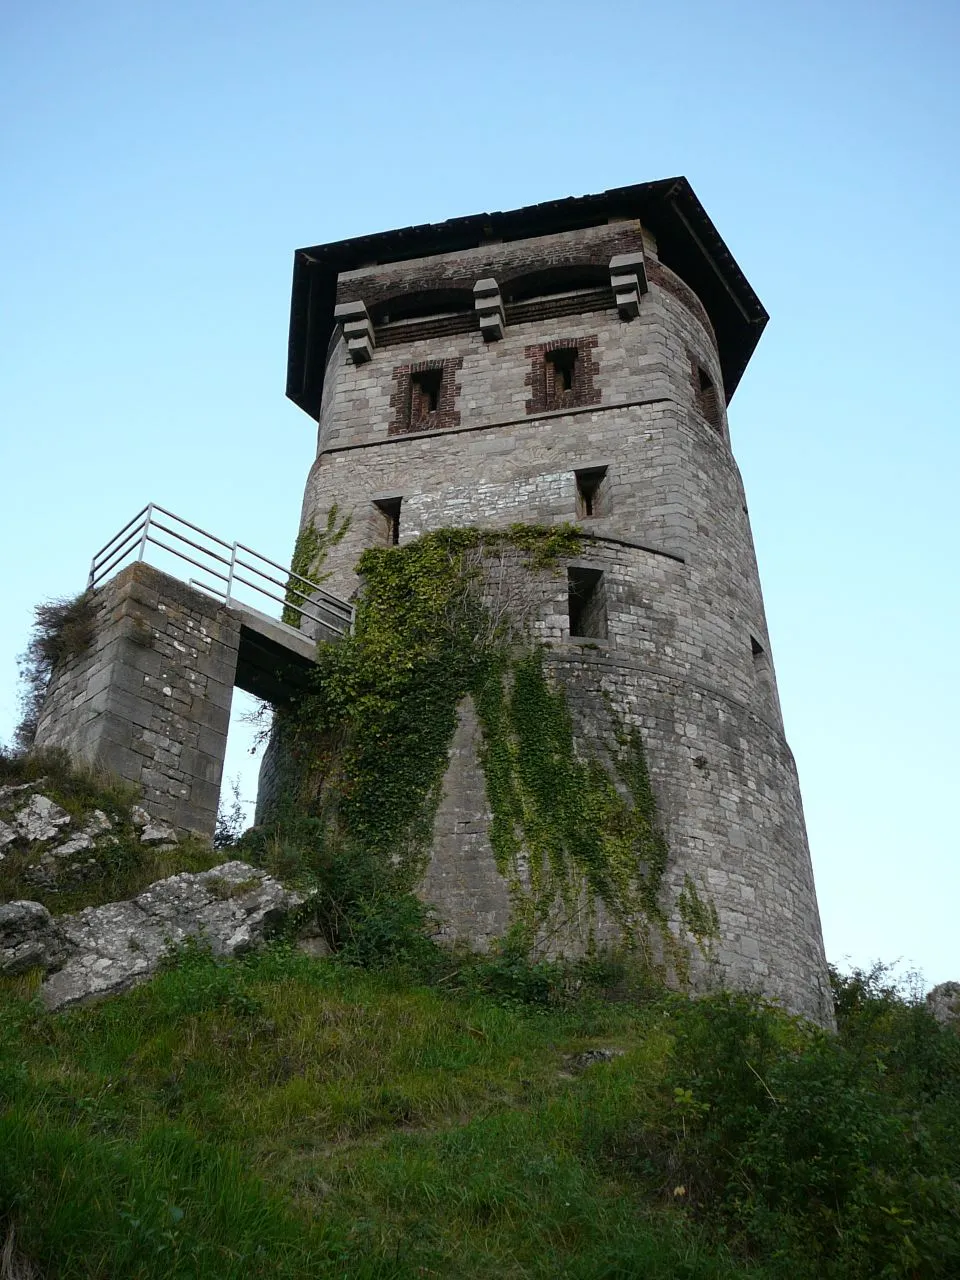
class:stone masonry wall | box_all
[418,550,829,1021]
[285,214,831,1022]
[34,562,240,837]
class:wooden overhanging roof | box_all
[286,176,768,418]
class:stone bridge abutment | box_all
[33,561,320,838]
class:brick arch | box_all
[369,288,475,326]
[500,263,609,302]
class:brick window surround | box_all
[689,355,724,434]
[390,357,463,436]
[525,336,601,415]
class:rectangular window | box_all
[750,634,776,709]
[391,358,462,436]
[575,465,609,518]
[524,337,599,416]
[545,347,579,408]
[697,367,722,432]
[374,497,402,546]
[568,567,607,639]
[410,367,443,425]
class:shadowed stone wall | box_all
[34,562,240,837]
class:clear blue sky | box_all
[2,0,957,986]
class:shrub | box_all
[12,593,96,752]
[608,986,960,1278]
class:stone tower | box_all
[282,177,832,1023]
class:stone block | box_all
[179,747,225,787]
[197,723,229,759]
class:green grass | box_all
[2,749,959,1276]
[5,946,958,1279]
[0,947,761,1279]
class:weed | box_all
[12,594,97,751]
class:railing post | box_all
[225,542,238,605]
[138,504,154,563]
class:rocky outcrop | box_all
[0,861,302,1010]
[0,780,180,892]
[926,981,960,1028]
[0,900,73,976]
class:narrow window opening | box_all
[697,367,721,432]
[575,466,609,519]
[750,635,774,703]
[546,347,579,406]
[568,567,608,639]
[410,367,443,424]
[374,497,402,546]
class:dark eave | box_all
[286,176,768,419]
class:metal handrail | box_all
[88,504,354,641]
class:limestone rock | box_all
[86,810,113,836]
[0,781,39,809]
[39,861,302,1010]
[48,832,96,860]
[140,819,178,846]
[563,1048,626,1073]
[131,806,150,829]
[926,981,960,1027]
[0,819,16,855]
[13,795,72,843]
[0,901,74,976]
[296,922,332,959]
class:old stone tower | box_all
[283,177,831,1023]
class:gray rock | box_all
[0,900,74,976]
[14,795,72,843]
[130,806,150,829]
[39,861,302,1010]
[48,832,95,860]
[0,819,16,854]
[140,819,178,846]
[296,923,332,959]
[926,981,960,1027]
[21,864,56,891]
[563,1048,626,1072]
[86,810,113,836]
[0,781,39,810]
[34,811,118,887]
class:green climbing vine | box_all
[282,504,352,627]
[275,525,580,870]
[474,650,670,947]
[677,873,720,948]
[269,520,684,965]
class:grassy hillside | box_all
[2,941,959,1279]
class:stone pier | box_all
[33,561,320,838]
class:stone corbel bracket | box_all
[609,252,648,321]
[334,299,375,363]
[473,277,505,342]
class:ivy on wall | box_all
[475,651,669,947]
[270,521,711,967]
[282,504,352,628]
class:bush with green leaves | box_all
[593,969,960,1279]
